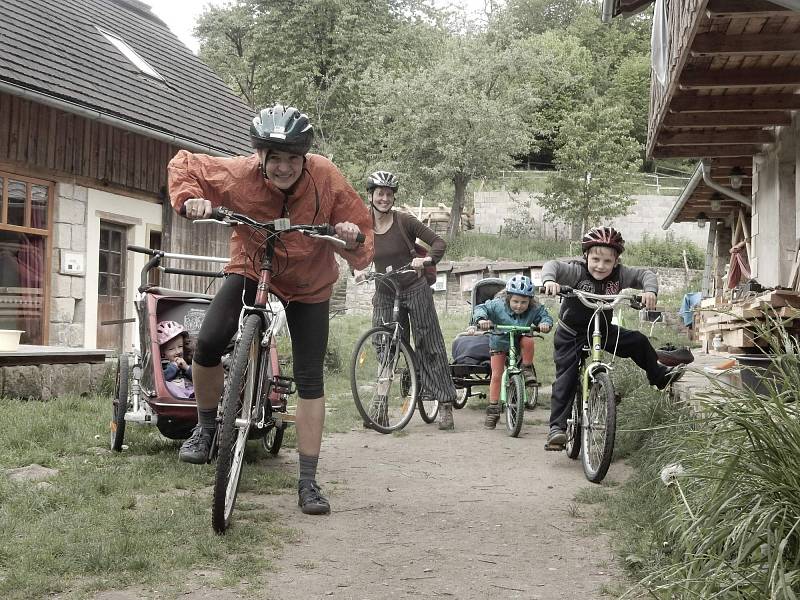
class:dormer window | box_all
[96,26,165,81]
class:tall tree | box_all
[539,99,641,236]
[366,35,535,237]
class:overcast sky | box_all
[146,0,490,54]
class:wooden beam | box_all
[681,68,800,90]
[652,144,762,158]
[710,167,753,178]
[692,33,800,57]
[670,93,800,113]
[706,0,800,19]
[659,129,774,146]
[664,111,792,127]
[708,156,754,167]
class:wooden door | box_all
[97,222,127,352]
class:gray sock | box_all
[298,454,319,482]
[198,408,217,430]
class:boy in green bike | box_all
[541,226,684,449]
[473,275,553,429]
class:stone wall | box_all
[474,191,708,246]
[0,361,112,400]
[50,182,89,347]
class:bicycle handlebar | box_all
[538,285,643,311]
[179,205,365,247]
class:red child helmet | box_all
[581,226,625,255]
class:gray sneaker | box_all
[178,425,214,464]
[484,403,501,429]
[298,479,331,515]
[438,403,454,431]
[546,427,567,446]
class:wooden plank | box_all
[54,110,67,173]
[0,92,10,158]
[81,119,92,176]
[663,111,792,127]
[671,93,800,113]
[46,107,57,168]
[652,144,762,158]
[35,104,49,167]
[681,67,800,89]
[706,0,800,19]
[692,33,800,57]
[15,95,29,163]
[97,123,108,181]
[26,101,39,164]
[119,130,129,187]
[658,129,774,145]
[63,112,74,173]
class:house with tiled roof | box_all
[0,0,253,352]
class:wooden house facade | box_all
[0,0,253,352]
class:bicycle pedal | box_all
[271,375,296,395]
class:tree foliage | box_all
[539,99,641,234]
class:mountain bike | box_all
[556,286,642,483]
[350,266,438,433]
[488,325,544,438]
[200,207,362,533]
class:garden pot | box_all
[0,329,23,352]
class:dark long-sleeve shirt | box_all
[373,211,446,291]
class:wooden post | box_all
[702,219,717,296]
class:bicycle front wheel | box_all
[418,393,439,424]
[212,314,263,533]
[504,373,525,438]
[351,327,418,433]
[581,372,617,483]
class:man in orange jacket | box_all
[169,104,373,515]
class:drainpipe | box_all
[0,80,233,157]
[701,160,751,207]
[601,0,615,23]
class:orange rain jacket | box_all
[168,151,374,303]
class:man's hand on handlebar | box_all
[334,222,363,249]
[543,281,560,296]
[641,291,657,311]
[182,198,212,220]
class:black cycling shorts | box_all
[193,274,329,399]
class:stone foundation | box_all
[0,361,113,400]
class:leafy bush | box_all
[624,232,704,269]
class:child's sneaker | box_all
[522,364,538,386]
[484,403,501,429]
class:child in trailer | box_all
[157,320,195,399]
[472,275,553,429]
[541,226,684,449]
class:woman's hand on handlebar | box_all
[182,198,212,220]
[334,221,363,249]
[410,256,430,272]
[641,291,657,311]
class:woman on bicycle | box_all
[362,170,458,430]
[473,275,552,429]
[168,104,373,515]
[541,226,683,449]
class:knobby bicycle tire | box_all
[504,373,525,438]
[565,385,582,460]
[453,387,468,409]
[581,371,616,483]
[350,326,418,433]
[212,314,263,533]
[110,353,129,451]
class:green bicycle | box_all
[556,286,642,484]
[490,325,544,438]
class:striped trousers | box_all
[372,281,457,404]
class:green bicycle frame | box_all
[495,325,532,406]
[581,312,607,404]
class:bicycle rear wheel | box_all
[504,373,525,438]
[581,372,616,483]
[351,327,418,433]
[417,392,439,424]
[565,385,581,460]
[212,314,263,533]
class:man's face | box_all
[259,149,304,190]
[508,294,531,315]
[586,246,619,280]
[371,187,395,212]
[162,337,184,362]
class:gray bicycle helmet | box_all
[250,104,313,155]
[505,275,535,297]
[366,171,399,193]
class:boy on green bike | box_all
[541,227,684,449]
[473,275,553,429]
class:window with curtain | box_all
[0,172,51,345]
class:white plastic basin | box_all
[0,330,23,352]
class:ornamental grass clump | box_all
[641,319,800,599]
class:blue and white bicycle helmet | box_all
[505,275,535,297]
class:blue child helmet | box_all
[505,275,535,297]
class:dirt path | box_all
[257,398,629,600]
